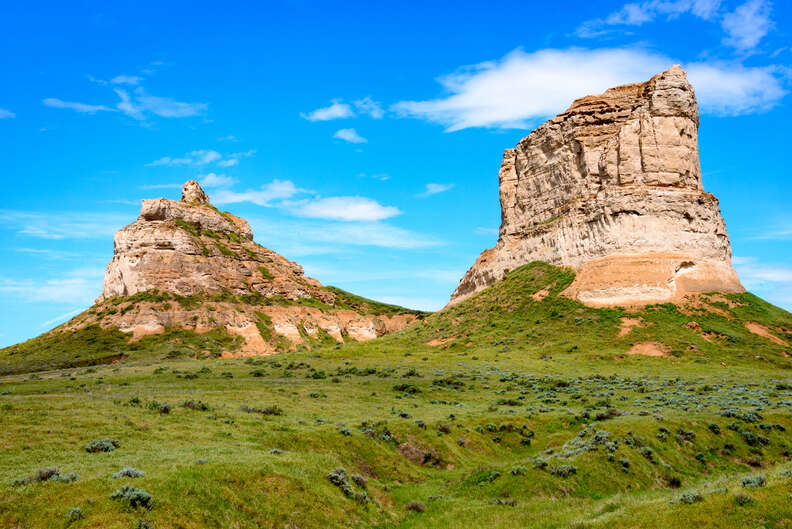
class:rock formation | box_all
[61,181,423,354]
[450,66,744,307]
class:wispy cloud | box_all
[733,256,792,308]
[110,74,143,85]
[722,0,774,51]
[40,308,84,328]
[198,173,236,188]
[416,183,454,197]
[392,48,787,131]
[0,266,105,304]
[14,247,81,260]
[353,97,384,118]
[140,183,183,190]
[301,98,384,121]
[217,135,238,142]
[333,128,367,143]
[211,180,302,206]
[146,149,252,168]
[301,99,355,121]
[0,210,129,239]
[0,108,15,119]
[115,88,207,120]
[575,0,722,38]
[287,196,401,221]
[475,227,499,235]
[43,97,115,114]
[248,217,440,252]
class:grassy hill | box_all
[1,263,791,528]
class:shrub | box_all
[741,475,766,488]
[708,423,721,435]
[510,466,528,476]
[679,491,702,504]
[110,484,152,510]
[240,404,283,416]
[66,507,83,522]
[113,467,145,479]
[181,399,210,411]
[351,474,367,488]
[406,500,426,513]
[86,438,120,453]
[327,467,354,498]
[550,465,578,478]
[734,492,754,506]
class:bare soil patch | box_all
[626,342,668,357]
[745,322,789,346]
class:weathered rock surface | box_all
[70,181,423,354]
[450,66,744,307]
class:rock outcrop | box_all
[450,66,744,307]
[62,181,423,354]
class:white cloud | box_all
[333,128,367,143]
[40,308,83,328]
[475,227,499,235]
[43,97,115,114]
[288,196,401,221]
[733,257,792,309]
[354,97,385,118]
[0,267,105,305]
[392,48,787,131]
[217,135,237,142]
[722,0,773,50]
[248,218,440,251]
[188,149,222,164]
[217,159,239,167]
[0,108,15,119]
[212,179,301,206]
[576,0,722,37]
[416,183,454,197]
[145,156,193,167]
[301,99,355,121]
[198,173,237,188]
[111,74,143,85]
[114,87,206,120]
[145,149,225,167]
[0,210,129,240]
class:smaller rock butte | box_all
[449,65,744,308]
[59,180,421,354]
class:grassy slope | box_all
[0,263,791,528]
[0,289,427,376]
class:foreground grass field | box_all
[1,263,791,528]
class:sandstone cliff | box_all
[59,181,424,355]
[450,65,743,307]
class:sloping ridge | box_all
[373,262,791,368]
[0,181,425,374]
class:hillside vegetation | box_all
[1,263,791,528]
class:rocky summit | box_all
[450,66,744,307]
[51,181,423,359]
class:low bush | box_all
[86,438,120,453]
[110,484,152,510]
[113,467,145,479]
[741,475,766,488]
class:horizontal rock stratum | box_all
[450,65,744,307]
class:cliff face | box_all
[450,66,743,307]
[61,181,423,355]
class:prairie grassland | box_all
[1,263,791,528]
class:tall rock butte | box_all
[59,180,422,355]
[450,65,744,307]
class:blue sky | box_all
[1,0,790,347]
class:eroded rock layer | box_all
[450,66,743,307]
[63,181,423,354]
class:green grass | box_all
[1,262,791,528]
